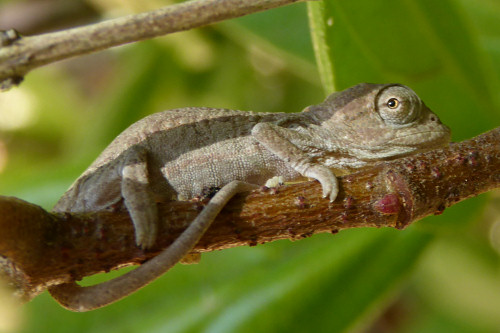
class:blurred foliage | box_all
[0,0,499,332]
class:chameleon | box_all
[48,83,451,311]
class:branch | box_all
[1,127,499,303]
[0,0,310,90]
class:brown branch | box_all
[1,127,499,303]
[0,0,311,90]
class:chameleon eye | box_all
[387,98,399,109]
[376,85,421,127]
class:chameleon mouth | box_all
[388,129,451,148]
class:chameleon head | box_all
[309,83,451,160]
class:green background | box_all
[0,0,499,332]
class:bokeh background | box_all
[0,0,499,332]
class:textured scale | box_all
[53,108,300,209]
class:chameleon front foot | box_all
[302,164,339,202]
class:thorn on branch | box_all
[0,29,24,91]
[0,29,21,47]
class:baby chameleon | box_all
[49,83,451,311]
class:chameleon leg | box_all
[121,146,158,249]
[48,180,257,312]
[252,122,339,201]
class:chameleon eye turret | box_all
[375,84,421,127]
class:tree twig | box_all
[0,0,311,90]
[1,126,499,303]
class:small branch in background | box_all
[0,0,311,91]
[0,126,499,303]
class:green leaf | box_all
[232,2,315,62]
[195,229,433,333]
